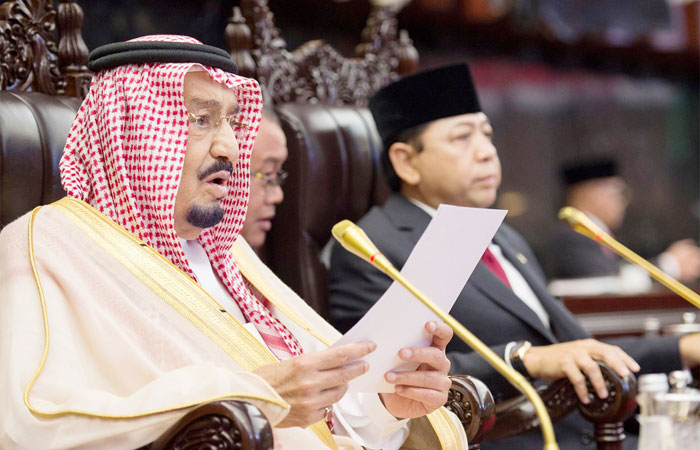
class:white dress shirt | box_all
[407,198,552,367]
[180,239,409,450]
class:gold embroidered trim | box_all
[231,241,339,448]
[55,198,274,369]
[25,203,287,419]
[24,206,50,414]
[310,421,340,449]
[231,240,333,346]
[46,198,337,448]
[426,408,462,450]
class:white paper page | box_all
[333,204,507,393]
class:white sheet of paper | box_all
[333,205,507,393]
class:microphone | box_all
[332,220,560,450]
[558,207,700,309]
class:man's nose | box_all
[474,136,498,161]
[210,124,240,164]
[265,183,284,205]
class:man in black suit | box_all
[327,64,700,449]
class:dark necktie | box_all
[481,247,512,289]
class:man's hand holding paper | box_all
[380,320,454,418]
[333,205,507,397]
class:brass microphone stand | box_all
[332,220,559,450]
[558,207,700,309]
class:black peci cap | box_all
[560,158,620,186]
[369,63,482,147]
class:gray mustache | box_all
[198,160,233,181]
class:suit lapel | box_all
[383,196,560,343]
[493,231,589,342]
[494,233,552,305]
[470,262,559,343]
[381,194,433,252]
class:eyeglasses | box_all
[187,112,249,136]
[251,169,288,188]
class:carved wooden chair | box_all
[0,0,89,227]
[228,1,638,449]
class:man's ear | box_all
[388,142,420,187]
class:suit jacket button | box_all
[579,430,594,446]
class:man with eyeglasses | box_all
[241,109,289,251]
[0,36,465,449]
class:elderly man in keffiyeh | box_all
[0,35,466,449]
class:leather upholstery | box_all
[265,103,390,318]
[0,91,81,228]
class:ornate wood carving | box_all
[226,7,256,80]
[579,362,638,450]
[0,0,90,97]
[144,400,273,450]
[480,361,637,450]
[229,0,419,106]
[0,0,64,94]
[164,415,241,449]
[447,375,496,449]
[57,0,89,97]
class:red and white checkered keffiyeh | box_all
[59,35,301,360]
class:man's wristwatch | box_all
[509,340,532,378]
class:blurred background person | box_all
[549,158,700,295]
[241,108,288,252]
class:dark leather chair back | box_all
[228,1,418,318]
[0,92,81,228]
[265,104,390,318]
[0,0,89,229]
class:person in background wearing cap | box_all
[328,63,700,450]
[0,36,467,449]
[550,157,700,294]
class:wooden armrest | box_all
[446,375,496,448]
[477,361,637,449]
[142,400,273,450]
[145,382,496,450]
